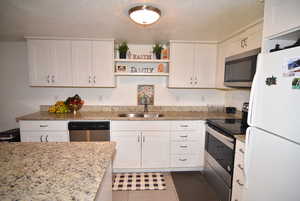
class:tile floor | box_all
[112,173,179,201]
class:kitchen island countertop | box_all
[0,142,115,201]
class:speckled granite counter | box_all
[235,135,246,143]
[16,111,241,121]
[0,142,115,201]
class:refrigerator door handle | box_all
[248,53,263,126]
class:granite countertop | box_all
[235,135,246,143]
[0,142,116,201]
[16,111,241,121]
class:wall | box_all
[225,89,250,110]
[0,41,226,131]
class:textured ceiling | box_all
[0,0,264,43]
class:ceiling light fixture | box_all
[128,5,161,26]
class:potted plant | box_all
[153,43,163,60]
[118,41,129,59]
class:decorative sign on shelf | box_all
[128,51,152,60]
[115,63,166,73]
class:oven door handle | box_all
[206,125,234,149]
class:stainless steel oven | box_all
[204,124,235,201]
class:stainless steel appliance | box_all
[68,121,110,142]
[224,50,259,88]
[204,119,246,201]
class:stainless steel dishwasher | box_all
[68,121,110,142]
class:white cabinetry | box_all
[72,40,115,87]
[27,38,115,87]
[111,121,170,170]
[231,139,245,201]
[263,0,300,39]
[28,39,72,86]
[170,121,205,168]
[169,41,217,88]
[20,120,69,142]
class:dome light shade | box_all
[128,5,161,25]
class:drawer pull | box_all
[180,145,188,148]
[45,135,48,142]
[39,125,48,128]
[180,125,188,127]
[180,135,188,138]
[236,179,244,187]
[179,159,187,162]
[40,135,43,142]
[238,164,244,171]
[239,148,244,154]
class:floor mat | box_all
[113,172,167,191]
[171,171,220,201]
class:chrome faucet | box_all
[144,103,149,113]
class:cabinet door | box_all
[27,39,53,86]
[52,40,72,86]
[72,41,93,87]
[46,131,70,142]
[110,131,141,169]
[20,131,69,142]
[215,42,229,89]
[92,41,115,87]
[264,0,300,38]
[21,131,45,142]
[194,44,217,88]
[141,131,170,168]
[169,42,195,88]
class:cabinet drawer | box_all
[111,121,170,131]
[231,182,243,201]
[171,131,201,141]
[171,121,203,131]
[171,155,201,167]
[20,121,68,131]
[171,141,202,155]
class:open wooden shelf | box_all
[114,59,170,63]
[114,72,169,76]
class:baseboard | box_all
[113,167,204,173]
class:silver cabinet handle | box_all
[137,135,140,142]
[194,77,197,85]
[45,135,48,142]
[236,179,244,186]
[93,76,96,84]
[51,75,55,83]
[238,164,244,171]
[39,125,48,128]
[142,136,145,143]
[239,148,245,154]
[180,145,188,148]
[180,135,188,138]
[40,135,43,142]
[180,125,188,127]
[179,158,187,161]
[47,75,50,83]
[88,75,91,83]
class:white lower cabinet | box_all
[110,131,141,169]
[111,121,170,170]
[141,131,170,168]
[111,120,205,171]
[231,140,245,201]
[20,120,69,142]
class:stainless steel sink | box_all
[118,113,164,118]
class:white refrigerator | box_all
[244,47,300,201]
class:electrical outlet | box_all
[98,95,103,102]
[201,96,206,102]
[175,96,180,102]
[54,96,59,101]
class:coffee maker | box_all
[241,102,249,128]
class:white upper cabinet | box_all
[263,0,300,38]
[92,41,115,87]
[28,39,72,86]
[194,44,217,88]
[169,42,195,88]
[28,39,54,86]
[169,41,217,88]
[27,38,114,87]
[71,41,93,87]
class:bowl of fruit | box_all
[48,101,70,114]
[65,94,84,114]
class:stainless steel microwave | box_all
[224,52,258,88]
